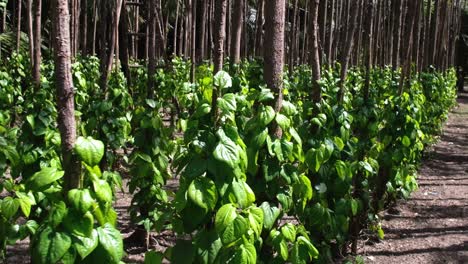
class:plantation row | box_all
[0,53,457,263]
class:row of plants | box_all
[0,52,457,263]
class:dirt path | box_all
[360,93,468,263]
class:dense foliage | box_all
[0,53,457,263]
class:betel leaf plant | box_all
[28,136,124,264]
[162,71,319,264]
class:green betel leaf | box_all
[74,136,105,166]
[187,177,218,211]
[32,226,72,264]
[333,136,345,151]
[335,160,348,181]
[26,167,64,191]
[93,179,113,203]
[217,93,237,113]
[250,128,269,150]
[259,202,281,231]
[229,179,255,208]
[258,105,276,127]
[247,207,264,238]
[275,113,291,131]
[97,223,124,263]
[63,210,94,237]
[220,215,249,245]
[281,101,297,116]
[213,133,240,169]
[230,241,257,264]
[1,197,19,219]
[68,189,95,214]
[213,71,232,89]
[49,201,68,228]
[195,230,223,264]
[281,223,296,242]
[215,203,237,234]
[73,229,99,259]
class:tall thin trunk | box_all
[173,0,180,56]
[310,0,321,103]
[327,0,335,64]
[196,0,206,63]
[53,0,82,191]
[27,0,34,63]
[191,0,196,81]
[32,0,42,89]
[81,0,88,55]
[16,0,22,52]
[92,0,97,55]
[392,0,403,69]
[254,0,264,57]
[264,0,285,138]
[398,0,419,93]
[230,0,244,65]
[213,0,227,73]
[212,0,228,124]
[148,0,156,98]
[289,0,299,71]
[363,0,374,101]
[120,1,131,84]
[337,0,359,103]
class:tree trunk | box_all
[148,0,156,98]
[32,0,42,89]
[254,0,264,57]
[196,0,207,63]
[27,0,34,63]
[81,0,88,55]
[337,0,359,103]
[392,0,403,69]
[310,0,321,103]
[213,0,228,73]
[230,0,244,65]
[16,0,22,52]
[363,0,374,101]
[264,0,285,138]
[120,0,131,84]
[53,0,82,191]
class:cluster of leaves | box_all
[0,54,125,262]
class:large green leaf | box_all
[68,189,95,214]
[291,236,319,264]
[259,202,281,231]
[26,167,64,191]
[74,137,105,166]
[97,223,123,263]
[214,71,232,89]
[215,204,237,234]
[229,179,255,208]
[1,197,19,219]
[187,177,218,211]
[144,251,164,264]
[195,230,223,264]
[73,229,99,259]
[258,105,276,127]
[229,241,257,264]
[93,180,113,203]
[171,239,196,264]
[217,93,237,113]
[213,131,240,169]
[220,215,249,245]
[32,226,72,264]
[63,211,94,237]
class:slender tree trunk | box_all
[148,0,156,98]
[264,0,285,138]
[213,0,227,73]
[338,0,359,103]
[32,0,42,89]
[363,0,374,101]
[310,0,321,103]
[27,0,34,63]
[212,0,227,124]
[289,0,299,71]
[327,0,335,64]
[254,0,264,57]
[173,0,180,56]
[191,0,196,81]
[196,0,206,63]
[120,0,131,84]
[53,0,82,191]
[81,0,88,55]
[392,0,403,69]
[399,0,419,93]
[92,0,97,55]
[16,0,22,52]
[230,0,244,65]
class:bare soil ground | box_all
[359,93,468,263]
